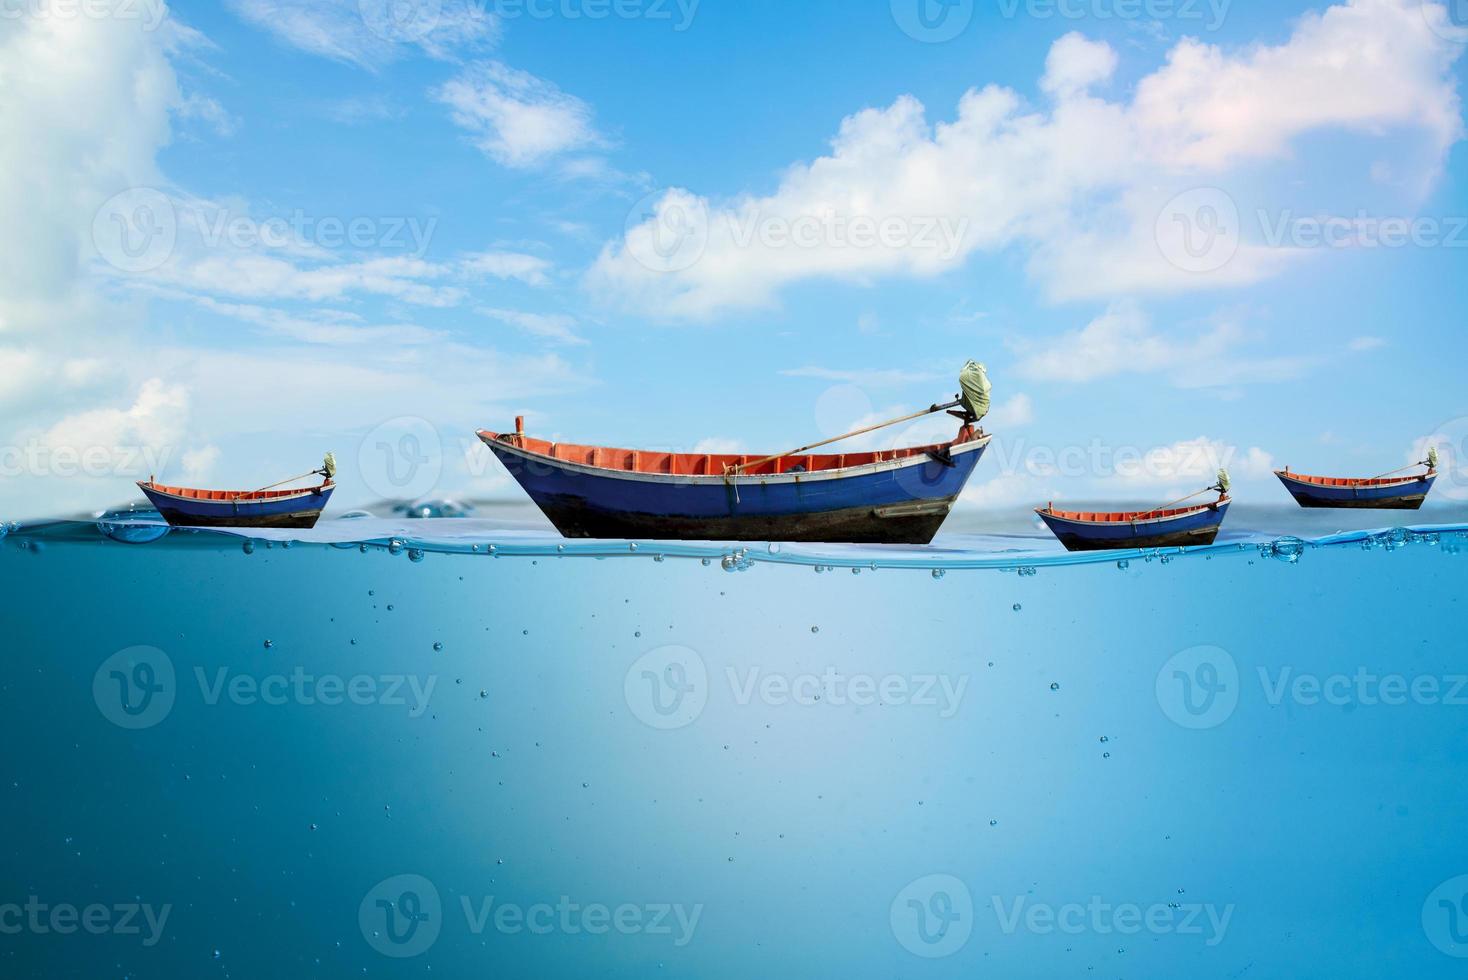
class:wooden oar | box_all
[1366,448,1438,481]
[232,453,337,501]
[1135,469,1230,520]
[724,398,962,476]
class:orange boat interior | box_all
[481,425,979,477]
[1279,470,1426,488]
[1041,501,1223,523]
[142,481,330,501]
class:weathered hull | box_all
[150,507,327,529]
[482,435,989,544]
[534,495,957,544]
[1037,502,1229,553]
[139,484,333,529]
[1277,473,1434,510]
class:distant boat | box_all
[138,454,337,529]
[1036,470,1232,551]
[1275,448,1437,510]
[477,419,990,544]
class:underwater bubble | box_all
[433,642,443,652]
[1103,752,1111,759]
[242,540,255,555]
[1012,603,1022,612]
[810,626,819,634]
[1049,682,1060,691]
[1264,536,1306,564]
[358,543,369,553]
[654,554,665,562]
[407,548,425,563]
[635,631,642,638]
[701,558,711,566]
[263,640,274,650]
[931,568,945,579]
[1099,735,1109,743]
[479,690,488,699]
[814,565,825,574]
[95,506,170,544]
[850,567,861,575]
[767,543,781,554]
[396,499,476,520]
[721,553,753,573]
[989,819,998,827]
[628,543,638,552]
[387,539,405,555]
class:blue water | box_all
[3,508,1468,978]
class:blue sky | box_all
[2,0,1467,516]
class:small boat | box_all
[1036,471,1231,552]
[479,419,990,544]
[138,454,337,529]
[1275,449,1437,510]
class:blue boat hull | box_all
[139,484,334,529]
[1038,502,1230,552]
[1276,472,1434,509]
[483,437,989,543]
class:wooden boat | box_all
[137,455,337,529]
[1275,450,1437,509]
[1036,471,1232,551]
[477,417,991,544]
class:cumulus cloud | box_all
[435,62,605,169]
[590,0,1463,318]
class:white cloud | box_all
[590,0,1463,318]
[435,62,604,169]
[227,0,497,70]
[1111,436,1276,490]
[0,9,193,327]
[461,250,553,286]
[478,308,586,346]
[1041,32,1117,98]
[1348,335,1388,351]
[1014,304,1317,387]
